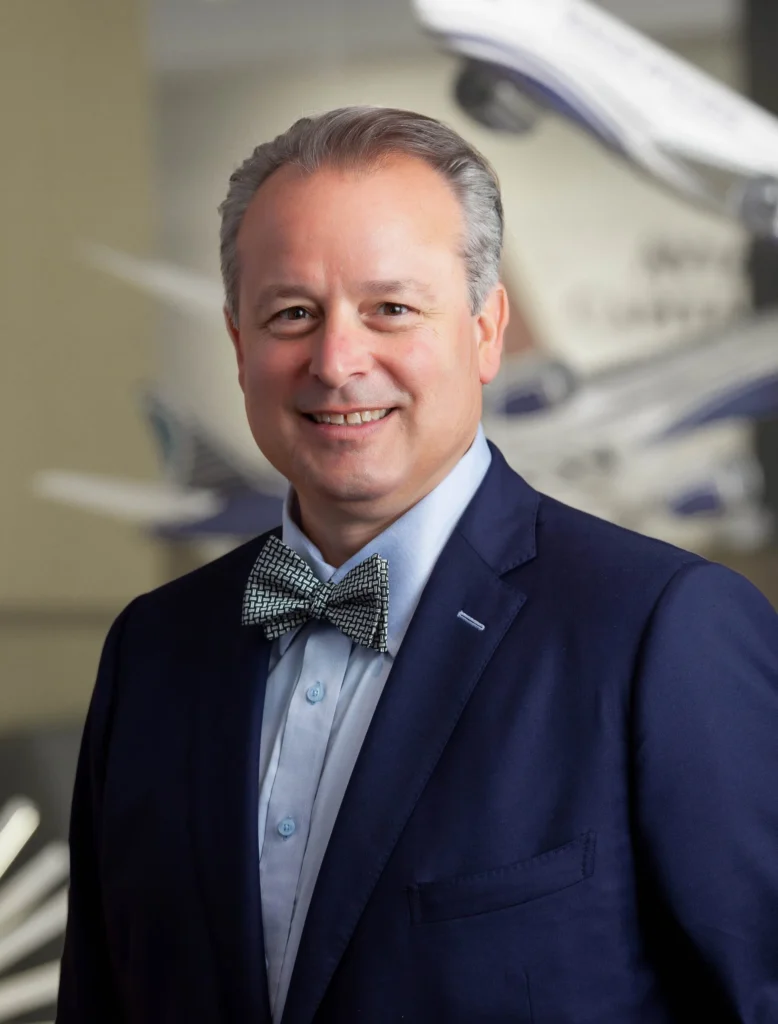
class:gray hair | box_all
[218,106,504,321]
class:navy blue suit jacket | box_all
[57,444,778,1023]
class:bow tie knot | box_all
[242,534,390,653]
[308,581,334,620]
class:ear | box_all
[476,283,509,385]
[224,306,246,392]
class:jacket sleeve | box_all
[56,601,135,1023]
[633,560,778,1021]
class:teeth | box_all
[311,409,390,425]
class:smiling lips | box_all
[309,409,392,425]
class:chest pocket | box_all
[408,830,596,924]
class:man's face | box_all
[227,154,507,529]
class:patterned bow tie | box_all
[242,534,390,653]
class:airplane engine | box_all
[484,356,579,417]
[415,0,778,236]
[454,59,543,135]
[667,456,764,519]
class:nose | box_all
[309,310,372,389]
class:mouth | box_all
[303,408,394,426]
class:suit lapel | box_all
[189,538,274,1024]
[282,451,537,1023]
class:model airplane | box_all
[31,246,778,550]
[482,316,778,548]
[35,386,286,541]
[413,0,778,235]
[33,242,288,539]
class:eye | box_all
[273,306,312,322]
[377,302,412,316]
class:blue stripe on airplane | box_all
[662,373,778,438]
[153,491,284,539]
[448,32,626,152]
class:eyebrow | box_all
[252,278,436,312]
[359,279,436,300]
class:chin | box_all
[310,469,402,507]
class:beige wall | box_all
[0,0,163,728]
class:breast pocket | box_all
[408,831,596,924]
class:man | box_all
[57,107,778,1023]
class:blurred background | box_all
[2,0,778,1017]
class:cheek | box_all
[243,344,293,403]
[396,329,459,381]
[395,328,477,399]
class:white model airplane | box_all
[35,384,287,542]
[482,318,778,549]
[413,0,778,235]
[33,243,288,540]
[31,246,778,551]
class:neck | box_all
[295,501,408,568]
[293,432,479,566]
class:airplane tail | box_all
[32,390,284,527]
[141,388,274,495]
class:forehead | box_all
[235,155,466,278]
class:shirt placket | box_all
[260,627,352,1012]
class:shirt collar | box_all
[280,424,492,657]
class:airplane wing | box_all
[31,472,222,526]
[32,470,287,540]
[414,0,778,233]
[154,490,284,539]
[78,243,224,317]
[485,311,778,449]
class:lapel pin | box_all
[457,610,485,632]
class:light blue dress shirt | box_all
[258,426,492,1021]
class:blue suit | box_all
[57,444,778,1023]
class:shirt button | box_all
[277,817,296,839]
[306,683,325,704]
